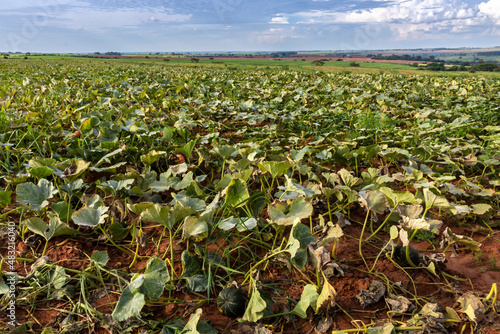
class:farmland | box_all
[0,58,500,333]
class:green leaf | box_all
[80,116,100,134]
[290,146,309,162]
[51,201,74,221]
[358,190,387,215]
[180,308,202,334]
[218,217,258,232]
[212,145,236,159]
[91,251,109,267]
[338,169,362,188]
[180,251,208,292]
[127,202,155,216]
[112,257,169,322]
[268,197,313,226]
[140,204,171,227]
[241,278,267,323]
[0,190,12,208]
[60,179,85,196]
[138,257,170,300]
[291,284,318,318]
[172,193,206,212]
[379,187,417,207]
[176,139,197,159]
[72,206,109,227]
[141,150,166,166]
[258,161,291,179]
[471,204,492,215]
[423,188,456,214]
[112,277,146,322]
[28,166,53,179]
[224,178,250,208]
[183,216,208,242]
[16,178,58,211]
[287,220,317,270]
[22,214,76,241]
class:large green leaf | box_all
[211,145,236,159]
[172,193,206,212]
[182,216,208,242]
[16,179,58,211]
[180,251,208,292]
[286,220,317,270]
[358,190,387,215]
[141,150,166,166]
[72,206,109,227]
[112,257,169,321]
[258,161,291,179]
[22,214,76,241]
[423,188,456,214]
[27,166,53,179]
[338,169,362,188]
[224,178,250,208]
[140,203,171,227]
[268,197,313,226]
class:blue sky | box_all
[1,0,499,52]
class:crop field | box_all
[1,58,500,333]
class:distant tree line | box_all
[421,62,499,72]
[370,54,444,62]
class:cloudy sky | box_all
[1,0,499,53]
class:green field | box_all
[0,58,499,333]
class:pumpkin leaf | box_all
[291,284,318,318]
[72,206,109,227]
[268,197,313,226]
[16,179,58,211]
[22,214,76,241]
[241,278,267,323]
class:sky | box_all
[1,0,499,53]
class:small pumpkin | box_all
[217,285,247,318]
[393,245,420,267]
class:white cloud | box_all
[292,0,499,41]
[269,14,289,24]
[249,27,299,44]
[478,0,500,24]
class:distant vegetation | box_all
[370,54,443,62]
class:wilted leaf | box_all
[356,280,385,308]
[241,278,267,323]
[315,273,337,312]
[457,292,485,324]
[291,284,318,318]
